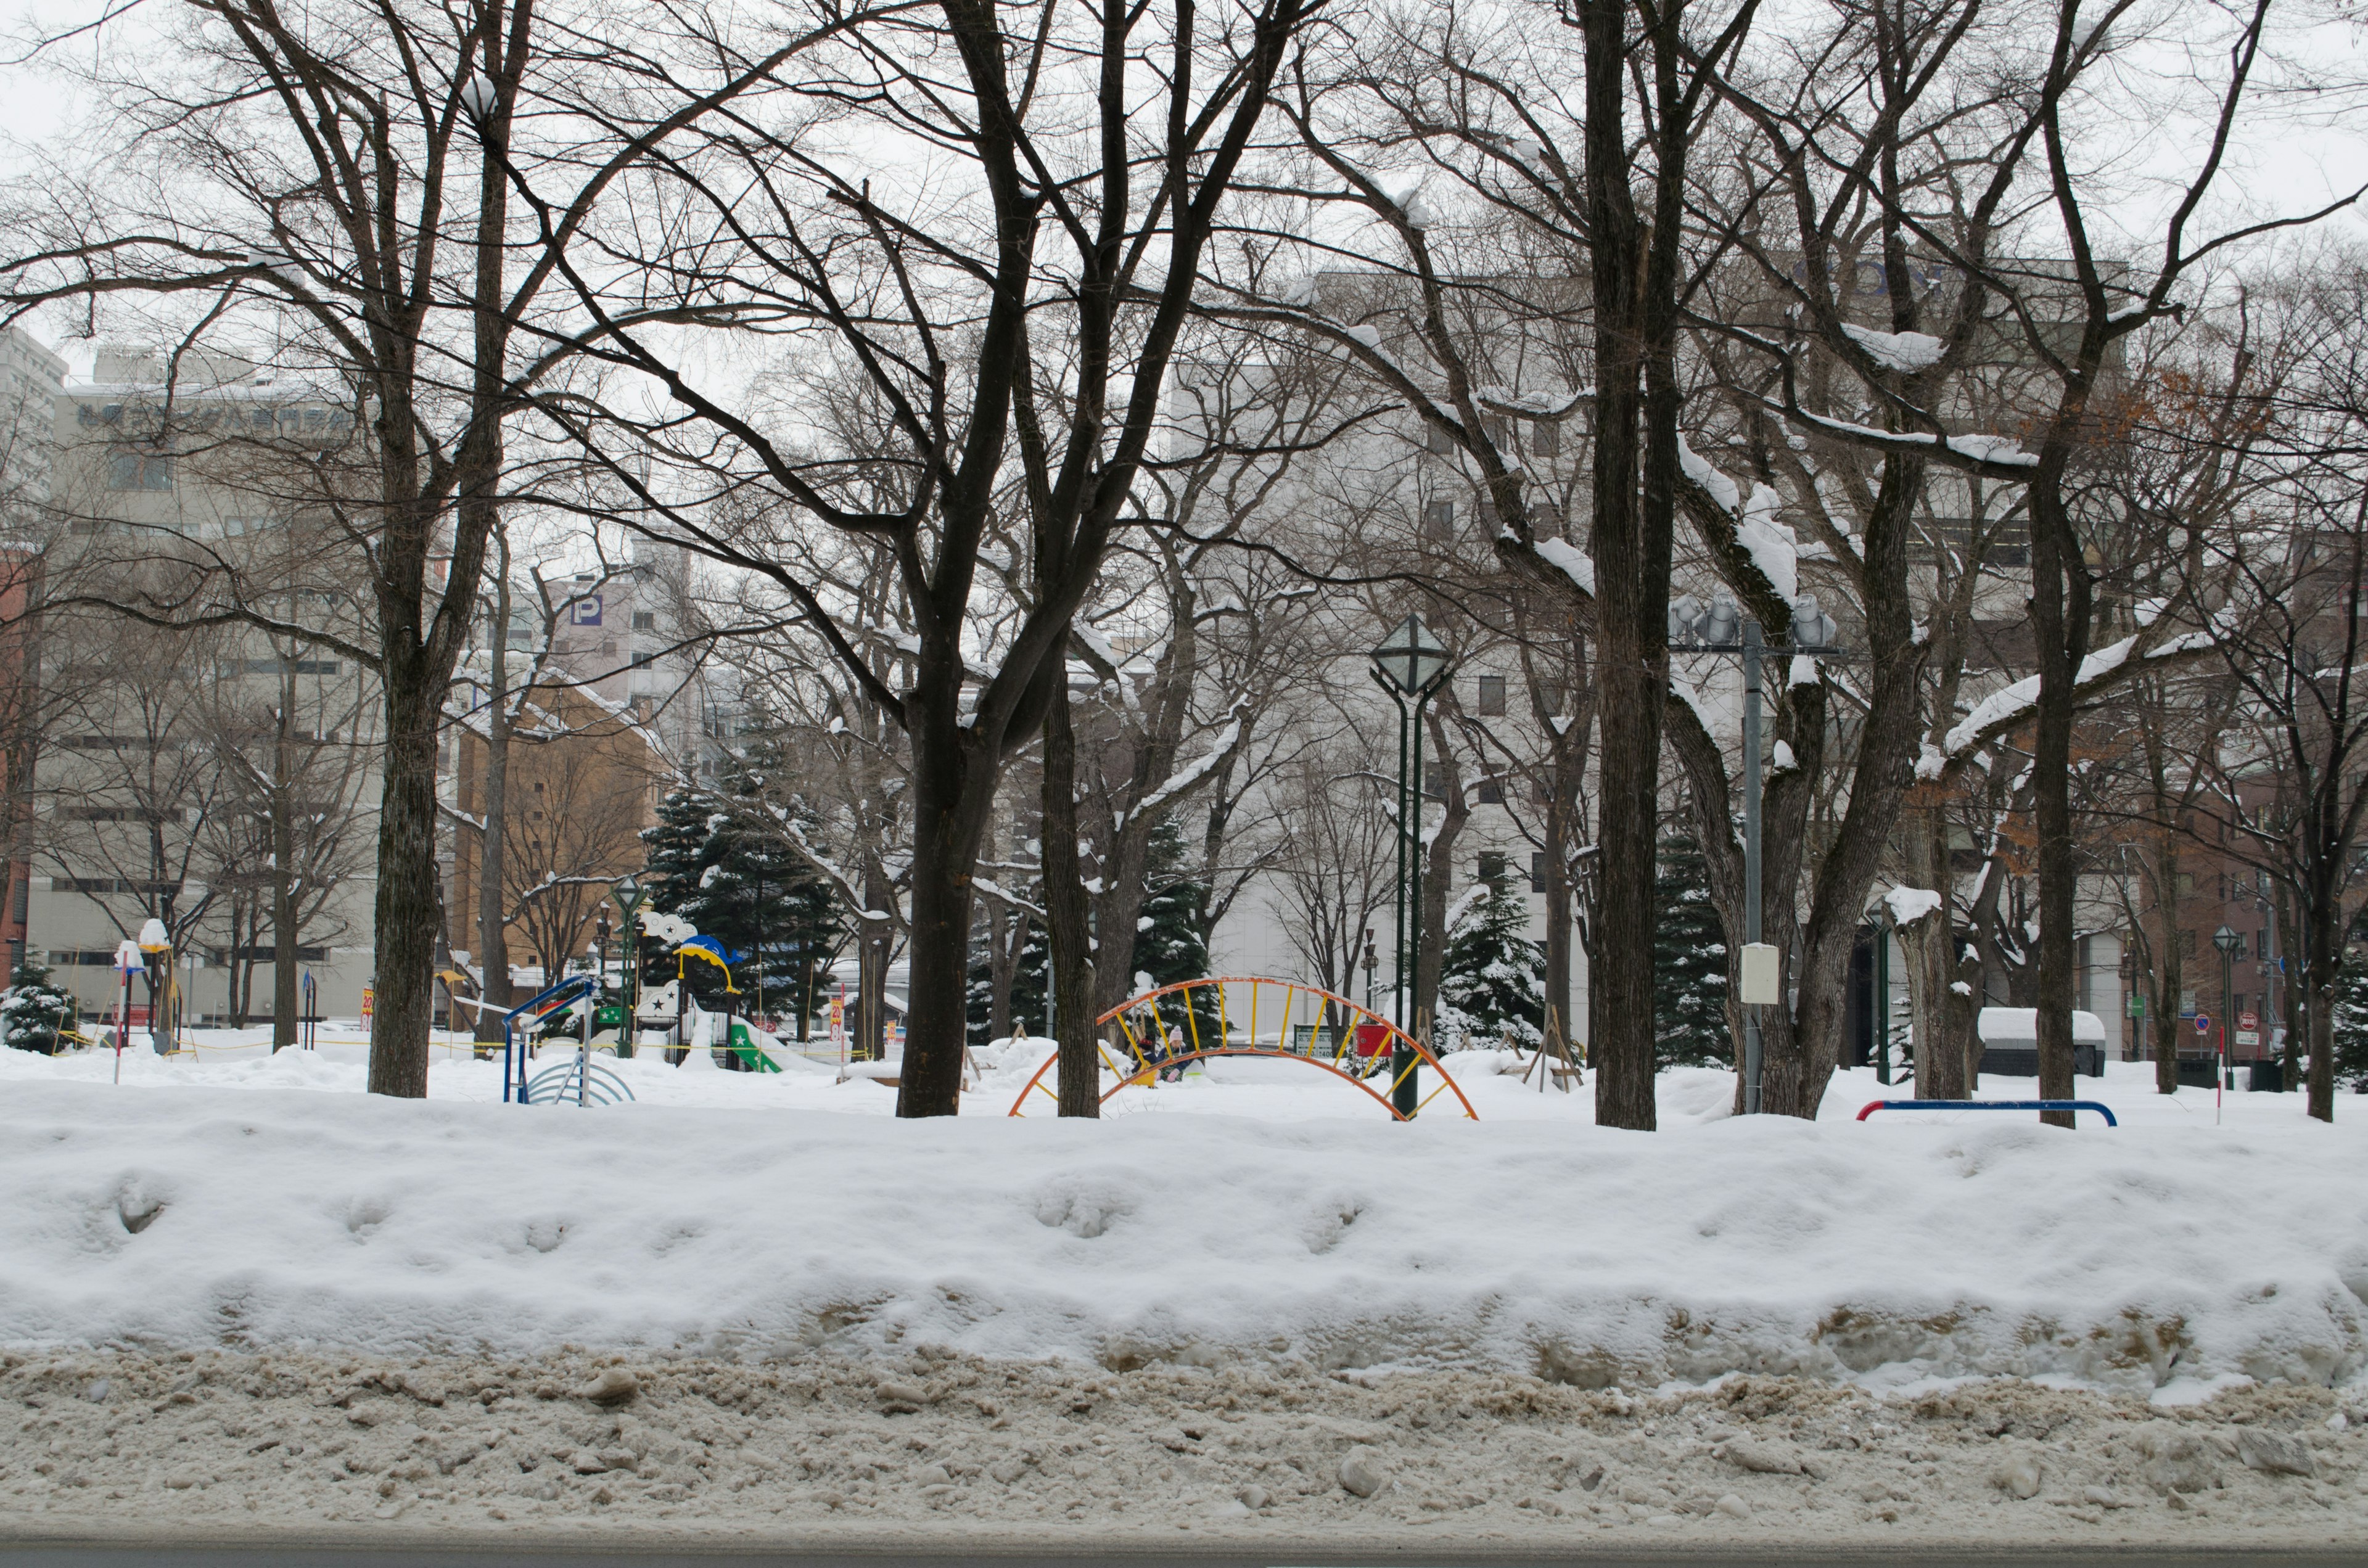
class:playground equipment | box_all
[1857,1098,2118,1127]
[520,1050,636,1106]
[1006,976,1478,1120]
[500,973,638,1106]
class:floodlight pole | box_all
[1743,618,1764,1114]
[1669,596,1847,1114]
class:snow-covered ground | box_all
[1,1038,2358,1387]
[4,1037,2361,1545]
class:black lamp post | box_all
[2213,923,2244,1086]
[610,874,644,1056]
[1370,614,1452,1118]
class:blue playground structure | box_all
[1857,1098,2117,1127]
[501,974,636,1107]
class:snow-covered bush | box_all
[2,961,76,1054]
[1433,872,1544,1051]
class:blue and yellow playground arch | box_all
[1005,975,1478,1120]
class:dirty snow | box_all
[3,1038,2364,1546]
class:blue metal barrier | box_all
[1858,1098,2118,1127]
[502,974,598,1104]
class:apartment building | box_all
[0,327,65,976]
[25,344,384,1024]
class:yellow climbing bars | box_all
[1005,975,1478,1120]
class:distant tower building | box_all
[0,326,65,973]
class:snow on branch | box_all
[1917,629,2216,779]
[1532,536,1595,596]
[1119,697,1250,832]
[1883,885,1945,926]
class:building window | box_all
[1426,423,1452,456]
[104,448,175,491]
[2181,929,2197,957]
[1476,674,1507,716]
[631,652,655,669]
[1478,852,1508,883]
[1476,779,1504,805]
[1535,680,1565,716]
[1529,852,1547,893]
[1421,499,1455,541]
[1532,418,1561,458]
[633,611,657,631]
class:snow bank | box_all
[2,1052,2362,1395]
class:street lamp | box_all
[2213,924,2244,1089]
[610,873,645,1054]
[1669,592,1841,1112]
[1370,613,1453,1118]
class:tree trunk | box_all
[1041,686,1100,1115]
[1896,903,1953,1099]
[893,676,999,1117]
[365,647,442,1098]
[475,581,514,1046]
[2151,827,2184,1094]
[1542,784,1572,1045]
[2027,441,2092,1130]
[1579,0,1661,1131]
[2305,870,2339,1123]
[270,696,298,1050]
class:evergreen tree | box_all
[968,900,1048,1044]
[1127,815,1218,1051]
[1653,835,1730,1070]
[1434,869,1545,1051]
[2,959,75,1054]
[641,761,847,1032]
[2332,952,2368,1094]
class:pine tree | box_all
[1434,869,1545,1051]
[1653,834,1731,1070]
[2,959,76,1054]
[968,898,1048,1045]
[1127,815,1218,1050]
[640,761,847,1032]
[2331,952,2368,1094]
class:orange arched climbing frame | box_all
[1005,975,1478,1120]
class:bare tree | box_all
[522,0,1323,1114]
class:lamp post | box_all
[2213,923,2243,1092]
[610,873,644,1053]
[1370,614,1453,1119]
[111,939,143,1082]
[1667,592,1841,1112]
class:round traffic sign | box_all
[2193,1013,2211,1035]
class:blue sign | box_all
[570,595,603,627]
[2193,1013,2211,1035]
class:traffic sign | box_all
[2238,1009,2258,1030]
[2235,1030,2260,1046]
[2193,1013,2211,1035]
